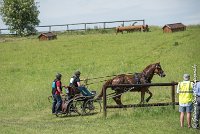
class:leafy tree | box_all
[0,0,40,36]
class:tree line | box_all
[0,0,40,36]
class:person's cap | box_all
[183,74,190,81]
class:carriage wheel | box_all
[83,99,102,115]
[66,101,74,116]
[73,99,84,115]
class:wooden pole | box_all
[103,22,106,29]
[49,26,51,32]
[85,24,87,31]
[66,25,69,31]
[107,102,179,108]
[122,21,124,27]
[103,86,107,118]
[171,81,176,109]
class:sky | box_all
[0,0,200,32]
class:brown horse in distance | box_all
[116,25,149,34]
[96,62,166,106]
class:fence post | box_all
[85,23,87,31]
[49,26,51,32]
[103,86,107,118]
[122,21,124,27]
[66,25,69,31]
[143,19,145,25]
[171,81,176,109]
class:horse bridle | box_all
[155,64,165,77]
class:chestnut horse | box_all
[96,62,166,106]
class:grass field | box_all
[0,25,200,134]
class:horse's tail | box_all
[96,79,113,99]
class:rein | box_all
[106,87,133,100]
[81,72,133,85]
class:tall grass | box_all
[0,25,200,134]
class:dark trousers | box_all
[52,95,57,113]
[55,94,62,113]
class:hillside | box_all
[0,25,200,134]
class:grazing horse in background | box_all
[116,25,149,34]
[96,62,166,106]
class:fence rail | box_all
[103,82,178,118]
[0,19,145,34]
[106,102,179,108]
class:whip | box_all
[192,64,198,128]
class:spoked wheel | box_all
[83,99,102,115]
[66,101,80,116]
[73,99,84,115]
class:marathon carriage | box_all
[49,86,102,117]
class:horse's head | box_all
[154,62,166,77]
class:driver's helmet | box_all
[74,71,81,76]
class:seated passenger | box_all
[69,71,93,96]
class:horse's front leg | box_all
[113,94,123,106]
[111,88,123,106]
[140,91,145,104]
[145,89,152,103]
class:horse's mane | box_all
[141,62,160,78]
[142,62,159,72]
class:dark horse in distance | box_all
[96,62,166,106]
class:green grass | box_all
[0,25,200,134]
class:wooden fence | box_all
[103,82,179,118]
[0,19,145,34]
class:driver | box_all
[69,71,93,96]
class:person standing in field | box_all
[177,74,194,128]
[193,81,200,129]
[52,73,63,114]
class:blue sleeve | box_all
[194,82,200,95]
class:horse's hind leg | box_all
[145,89,152,103]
